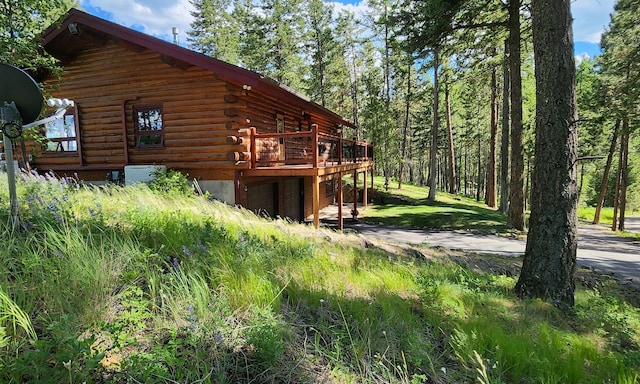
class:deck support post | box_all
[370,167,375,203]
[362,169,368,209]
[352,170,358,219]
[313,174,320,228]
[337,172,343,230]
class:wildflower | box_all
[214,331,223,344]
[172,257,180,271]
[181,245,193,258]
[21,221,33,231]
[197,241,208,254]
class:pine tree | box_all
[188,0,240,64]
[260,0,306,89]
[304,0,335,107]
[599,0,640,230]
[235,0,270,73]
[515,0,578,308]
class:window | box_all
[134,105,163,148]
[44,108,78,152]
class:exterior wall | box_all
[197,180,235,204]
[303,175,336,220]
[31,18,368,222]
[34,40,246,183]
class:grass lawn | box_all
[361,178,511,234]
[578,206,640,241]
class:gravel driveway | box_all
[344,218,640,283]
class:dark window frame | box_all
[134,104,164,148]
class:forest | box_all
[1,1,640,381]
[184,0,639,232]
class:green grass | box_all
[363,178,511,234]
[579,206,640,240]
[0,171,638,383]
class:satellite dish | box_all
[0,63,43,124]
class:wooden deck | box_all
[228,125,374,229]
[229,125,373,176]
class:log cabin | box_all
[25,8,373,228]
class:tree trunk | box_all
[486,65,498,207]
[500,40,510,213]
[507,0,525,230]
[398,60,412,190]
[612,133,623,232]
[428,48,440,201]
[464,143,468,196]
[619,128,629,231]
[476,137,482,201]
[351,51,361,139]
[515,0,578,308]
[593,119,619,224]
[409,139,415,183]
[613,119,629,232]
[445,81,457,194]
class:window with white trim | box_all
[44,108,78,152]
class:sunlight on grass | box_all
[0,171,638,383]
[363,178,510,233]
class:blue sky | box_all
[79,0,614,59]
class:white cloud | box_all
[329,0,370,20]
[571,0,615,43]
[574,52,590,64]
[81,0,195,43]
[79,0,615,47]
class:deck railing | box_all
[248,125,373,169]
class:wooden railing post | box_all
[353,141,357,163]
[313,174,320,228]
[312,124,318,168]
[363,169,368,209]
[338,134,343,165]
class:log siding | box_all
[29,8,373,228]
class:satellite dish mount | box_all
[1,63,44,229]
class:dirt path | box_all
[344,219,640,283]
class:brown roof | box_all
[42,8,355,128]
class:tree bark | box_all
[507,0,525,230]
[619,128,629,231]
[486,65,498,207]
[428,48,440,201]
[593,119,619,224]
[499,40,510,213]
[398,60,412,190]
[476,137,482,201]
[445,80,457,194]
[515,0,578,308]
[612,131,623,232]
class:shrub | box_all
[148,168,192,195]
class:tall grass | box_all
[0,170,638,383]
